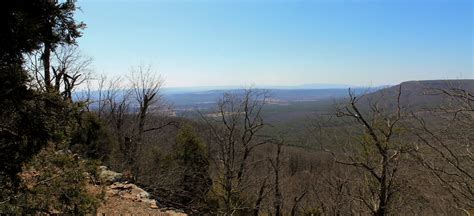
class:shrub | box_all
[0,145,102,214]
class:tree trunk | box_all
[253,179,267,216]
[375,154,389,216]
[42,42,52,90]
[273,144,282,216]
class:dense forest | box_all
[1,1,473,215]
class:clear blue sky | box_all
[76,0,473,88]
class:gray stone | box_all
[98,166,123,183]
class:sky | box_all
[76,0,473,88]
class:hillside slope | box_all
[357,79,474,111]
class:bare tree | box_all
[52,45,92,100]
[269,142,283,216]
[411,86,474,212]
[317,86,415,216]
[129,65,163,137]
[125,64,179,180]
[201,88,272,214]
[252,176,269,216]
[290,188,308,216]
[125,64,164,177]
[25,44,92,100]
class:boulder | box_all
[106,182,158,208]
[98,166,123,183]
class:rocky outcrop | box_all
[98,165,123,183]
[106,182,159,209]
[96,166,187,216]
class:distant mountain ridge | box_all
[161,83,364,94]
[74,79,473,110]
[163,88,376,107]
[75,83,377,108]
[357,79,474,111]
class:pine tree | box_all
[172,125,213,214]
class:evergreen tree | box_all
[172,125,213,214]
[0,1,100,214]
[0,0,85,178]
